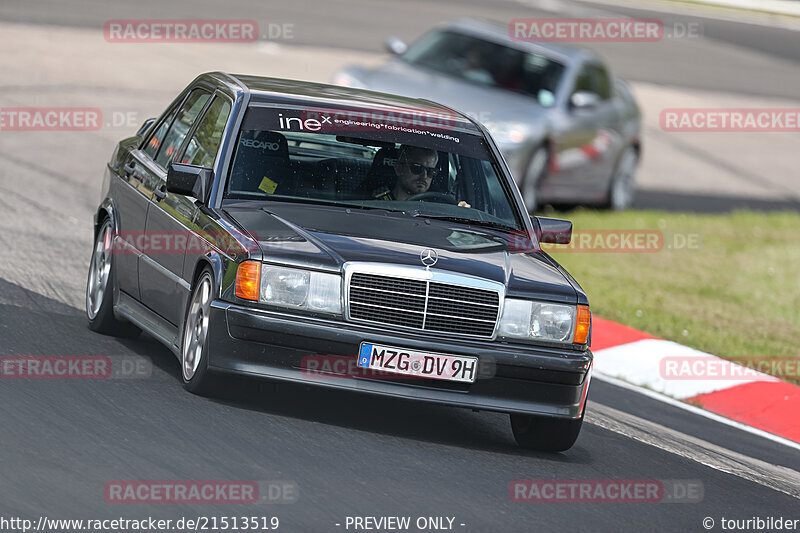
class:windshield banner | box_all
[242,105,490,156]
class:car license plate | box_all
[357,342,478,383]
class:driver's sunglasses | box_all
[402,154,439,179]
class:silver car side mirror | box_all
[570,91,601,111]
[385,36,408,56]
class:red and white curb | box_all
[591,317,800,445]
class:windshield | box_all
[223,105,523,230]
[401,30,565,106]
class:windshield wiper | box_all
[259,196,394,212]
[409,213,518,233]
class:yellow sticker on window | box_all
[258,176,278,194]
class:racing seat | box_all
[228,130,291,196]
[310,158,372,199]
[357,146,399,197]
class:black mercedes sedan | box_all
[86,72,593,451]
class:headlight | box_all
[262,267,309,307]
[236,262,342,314]
[261,265,342,313]
[498,299,590,344]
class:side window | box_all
[154,90,211,168]
[572,66,594,95]
[180,96,232,168]
[591,65,611,100]
[482,160,514,221]
[572,64,611,100]
[143,106,178,159]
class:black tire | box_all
[604,146,638,211]
[510,411,584,452]
[180,267,219,396]
[86,219,140,337]
[521,145,549,213]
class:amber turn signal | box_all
[235,260,261,301]
[573,305,591,345]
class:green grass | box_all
[542,209,800,366]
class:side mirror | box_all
[384,36,408,56]
[166,163,213,202]
[534,216,572,245]
[136,117,157,137]
[570,91,600,111]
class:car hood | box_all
[225,203,579,304]
[352,59,548,126]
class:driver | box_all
[374,145,470,207]
[373,145,438,201]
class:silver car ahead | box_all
[334,19,642,211]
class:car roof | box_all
[210,73,482,133]
[439,18,598,64]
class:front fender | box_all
[94,196,119,239]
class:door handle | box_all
[153,185,167,201]
[123,161,136,176]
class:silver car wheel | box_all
[182,273,212,382]
[523,146,548,212]
[86,222,112,320]
[610,147,638,211]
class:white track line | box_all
[595,373,800,452]
[588,401,800,500]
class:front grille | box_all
[348,272,500,337]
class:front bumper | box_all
[207,301,593,419]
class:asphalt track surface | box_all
[1,279,799,531]
[2,0,799,211]
[2,0,800,99]
[0,1,799,531]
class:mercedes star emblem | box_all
[420,248,438,268]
